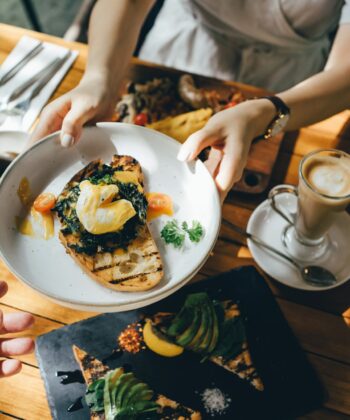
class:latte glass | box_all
[269,149,350,261]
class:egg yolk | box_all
[76,180,136,235]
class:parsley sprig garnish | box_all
[182,220,204,243]
[161,220,185,248]
[161,219,204,248]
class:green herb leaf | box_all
[182,220,204,243]
[85,378,105,412]
[160,220,185,248]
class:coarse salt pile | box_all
[201,387,232,417]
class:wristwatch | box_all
[255,96,290,141]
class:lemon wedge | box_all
[143,319,184,357]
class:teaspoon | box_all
[222,219,337,287]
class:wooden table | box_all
[0,24,349,420]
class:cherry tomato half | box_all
[134,112,149,126]
[224,100,238,109]
[33,192,56,213]
[146,193,173,213]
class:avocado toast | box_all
[148,293,264,391]
[53,155,163,292]
[73,345,201,420]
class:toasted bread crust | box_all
[72,345,108,420]
[73,345,201,420]
[57,155,163,292]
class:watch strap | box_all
[254,96,290,141]
[262,96,290,115]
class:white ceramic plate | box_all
[247,192,350,291]
[0,130,28,161]
[0,123,221,311]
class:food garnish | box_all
[161,219,204,248]
[143,319,184,358]
[182,220,204,243]
[134,112,149,126]
[118,322,143,354]
[160,219,186,248]
[85,367,159,419]
[33,192,56,213]
[16,178,55,240]
[146,192,173,221]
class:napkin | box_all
[0,35,78,132]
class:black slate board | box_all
[36,266,324,420]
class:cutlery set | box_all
[0,41,72,129]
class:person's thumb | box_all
[177,128,219,162]
[60,101,95,147]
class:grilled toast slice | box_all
[55,155,163,292]
[73,345,201,420]
[150,302,264,392]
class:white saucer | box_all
[0,130,28,161]
[247,192,350,291]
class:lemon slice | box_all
[143,319,184,357]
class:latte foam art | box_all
[304,156,350,197]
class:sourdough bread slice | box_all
[55,155,163,292]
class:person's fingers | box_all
[0,312,34,334]
[28,97,71,147]
[0,359,22,378]
[0,337,35,357]
[60,100,98,147]
[204,148,223,178]
[215,143,245,202]
[177,128,221,162]
[0,281,8,299]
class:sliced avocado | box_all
[124,382,149,406]
[167,307,193,337]
[167,292,212,338]
[117,374,138,410]
[187,304,210,352]
[151,323,177,344]
[175,306,202,347]
[196,304,214,354]
[111,372,133,410]
[206,301,219,353]
[116,400,159,419]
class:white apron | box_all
[139,0,348,91]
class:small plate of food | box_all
[0,123,220,311]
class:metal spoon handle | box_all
[222,219,300,269]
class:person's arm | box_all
[279,24,350,129]
[178,24,350,201]
[30,0,154,146]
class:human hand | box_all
[177,99,275,202]
[29,73,117,147]
[0,281,34,377]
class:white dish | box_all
[0,123,221,312]
[0,130,28,161]
[247,192,350,291]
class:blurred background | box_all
[0,0,164,50]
